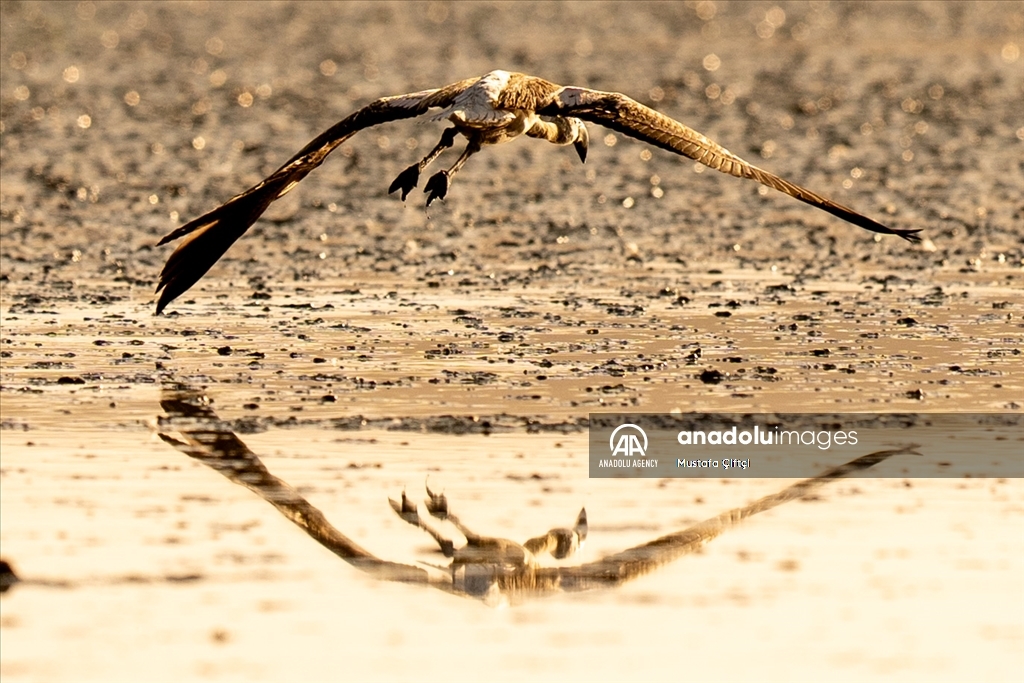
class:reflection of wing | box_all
[550,446,918,590]
[158,384,432,584]
[538,88,921,243]
[154,77,477,314]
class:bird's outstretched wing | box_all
[538,88,921,243]
[154,77,477,314]
[554,445,918,589]
[158,382,433,584]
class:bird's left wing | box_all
[538,88,921,243]
[154,77,477,314]
[553,445,917,591]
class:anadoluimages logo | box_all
[609,423,648,457]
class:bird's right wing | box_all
[554,445,918,590]
[539,87,921,243]
[158,381,432,584]
[154,77,477,314]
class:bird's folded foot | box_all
[388,165,421,201]
[424,171,450,206]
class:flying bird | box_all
[154,70,920,313]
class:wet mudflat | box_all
[1,2,1022,681]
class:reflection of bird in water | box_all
[157,381,917,605]
[154,70,920,313]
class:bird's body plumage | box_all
[155,70,918,313]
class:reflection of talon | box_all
[424,171,450,206]
[388,165,420,200]
[388,490,420,525]
[425,483,448,519]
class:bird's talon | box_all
[388,165,421,201]
[424,171,450,206]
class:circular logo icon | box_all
[609,423,648,456]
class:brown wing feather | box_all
[539,89,921,243]
[159,384,431,583]
[495,73,562,112]
[555,446,916,589]
[154,77,477,314]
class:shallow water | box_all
[2,1,1023,681]
[2,416,1022,681]
[3,245,1022,682]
